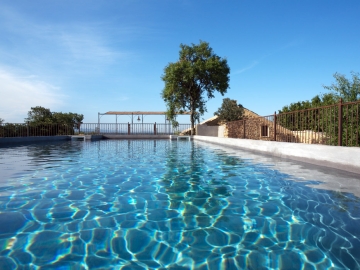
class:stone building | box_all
[196,108,328,144]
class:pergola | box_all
[98,111,191,125]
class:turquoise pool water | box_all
[0,140,359,269]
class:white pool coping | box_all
[194,135,360,175]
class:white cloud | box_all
[0,6,137,77]
[0,68,65,122]
[233,61,259,75]
[58,30,125,66]
[232,40,301,76]
[116,96,129,101]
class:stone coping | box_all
[193,136,360,175]
[0,136,70,144]
[0,134,195,144]
[0,135,103,144]
[104,135,173,139]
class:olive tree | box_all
[214,98,244,122]
[24,106,84,135]
[25,106,83,126]
[323,71,360,102]
[161,41,230,135]
[25,106,53,123]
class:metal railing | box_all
[0,122,192,138]
[226,99,360,147]
[82,123,191,135]
[0,123,75,137]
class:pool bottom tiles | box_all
[0,140,359,269]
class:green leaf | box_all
[161,41,230,135]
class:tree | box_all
[323,71,360,102]
[0,118,4,125]
[25,106,83,126]
[161,41,230,135]
[52,112,83,128]
[278,93,337,114]
[24,106,84,136]
[25,106,53,123]
[277,72,360,146]
[214,98,244,122]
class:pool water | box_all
[0,140,359,269]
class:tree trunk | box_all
[190,93,196,135]
[190,110,195,135]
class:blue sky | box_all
[1,0,359,123]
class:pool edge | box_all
[194,135,360,175]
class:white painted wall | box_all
[196,124,218,137]
[218,126,225,138]
[196,124,225,137]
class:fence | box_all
[226,99,360,147]
[81,123,191,135]
[0,123,75,137]
[0,122,192,138]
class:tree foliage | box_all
[323,71,360,102]
[161,41,230,135]
[0,107,84,137]
[279,72,360,114]
[25,106,84,127]
[214,98,244,122]
[277,72,360,146]
[25,106,53,123]
[278,93,337,113]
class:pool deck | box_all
[194,135,360,175]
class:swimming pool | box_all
[0,140,359,269]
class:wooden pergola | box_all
[98,111,191,125]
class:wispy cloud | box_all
[0,5,142,122]
[233,61,259,75]
[0,6,136,75]
[232,39,301,76]
[116,96,129,101]
[0,68,65,122]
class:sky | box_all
[1,0,360,124]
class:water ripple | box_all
[0,140,359,269]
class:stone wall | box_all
[224,118,276,141]
[223,117,330,144]
[291,130,329,144]
[197,109,331,143]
